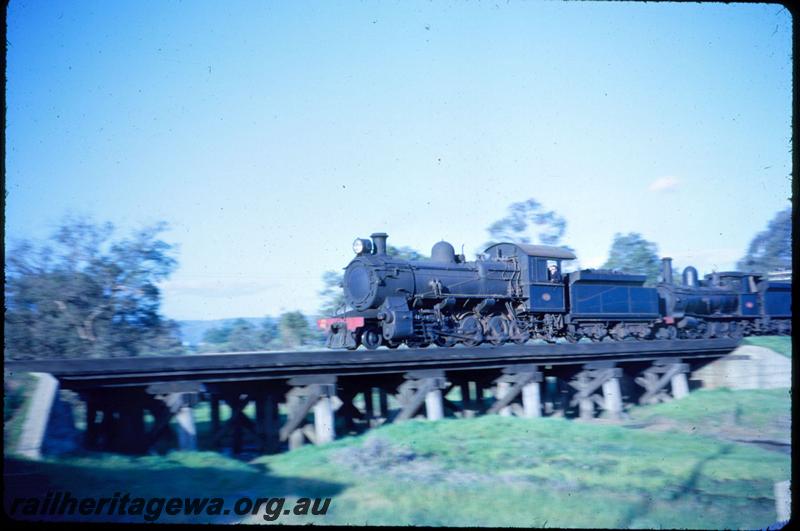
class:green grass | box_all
[6,409,790,528]
[743,335,792,357]
[625,388,791,443]
[4,372,37,453]
[252,415,789,528]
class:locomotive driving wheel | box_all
[457,315,484,347]
[486,316,510,346]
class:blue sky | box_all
[5,1,792,320]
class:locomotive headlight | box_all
[353,238,373,255]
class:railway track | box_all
[6,338,740,389]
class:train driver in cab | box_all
[547,262,562,283]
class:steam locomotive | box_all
[318,232,792,349]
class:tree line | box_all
[196,313,318,353]
[5,218,184,360]
[5,204,791,360]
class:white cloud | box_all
[648,176,680,192]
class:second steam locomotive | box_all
[319,232,792,350]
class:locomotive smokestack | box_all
[371,232,388,255]
[661,257,673,284]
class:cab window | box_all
[719,276,745,290]
[546,260,563,283]
[747,276,758,293]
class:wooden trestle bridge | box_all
[6,339,741,456]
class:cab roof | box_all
[484,242,577,260]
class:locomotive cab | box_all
[706,272,759,293]
[483,243,576,313]
[527,256,568,312]
[704,272,760,317]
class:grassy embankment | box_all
[5,386,791,528]
[743,335,792,357]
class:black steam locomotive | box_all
[318,233,792,349]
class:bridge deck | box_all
[6,339,739,389]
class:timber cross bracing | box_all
[6,339,741,456]
[635,359,691,405]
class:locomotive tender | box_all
[319,232,792,349]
